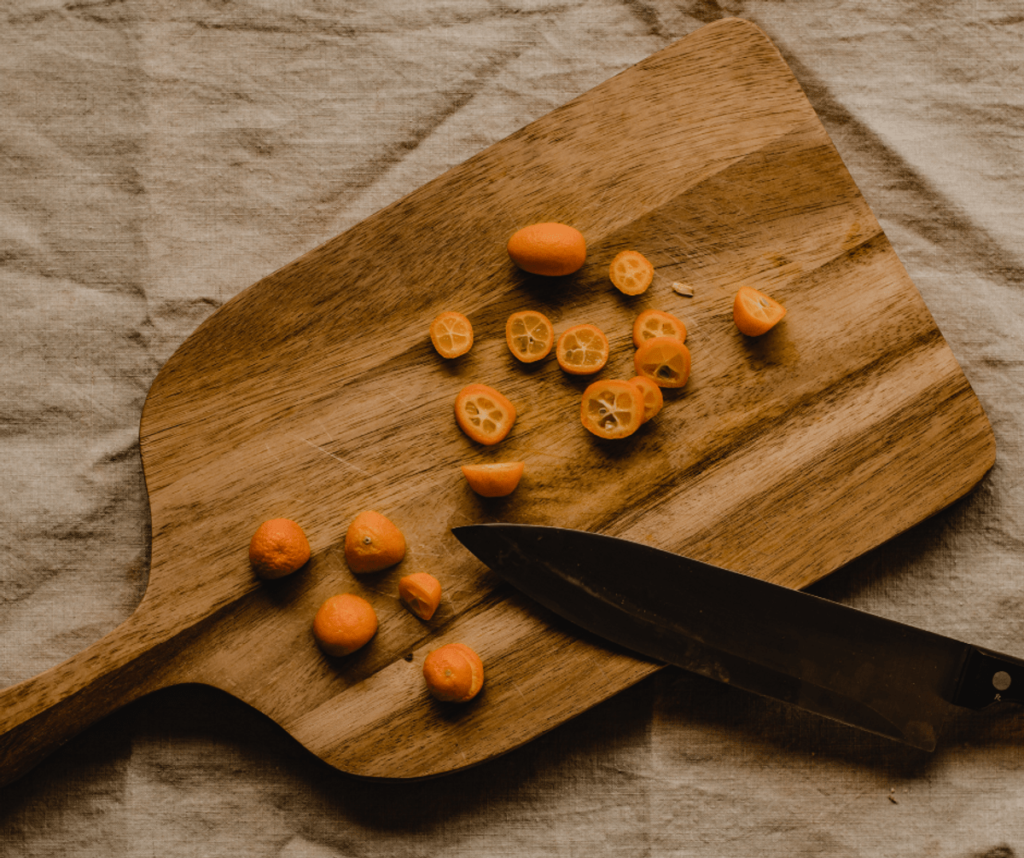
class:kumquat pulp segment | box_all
[454,383,517,445]
[580,379,646,440]
[506,222,587,276]
[312,593,378,657]
[506,310,555,363]
[628,376,664,423]
[461,461,524,497]
[429,311,474,358]
[609,250,654,295]
[399,572,442,621]
[634,336,691,388]
[733,286,787,336]
[556,323,610,375]
[423,643,485,703]
[632,308,687,347]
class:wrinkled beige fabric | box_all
[2,1,1023,855]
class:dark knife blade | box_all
[453,523,1024,750]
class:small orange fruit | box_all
[507,223,586,276]
[454,383,516,445]
[634,336,691,388]
[733,286,786,336]
[461,461,525,497]
[632,308,687,347]
[313,593,378,657]
[609,250,654,295]
[344,510,406,573]
[580,379,646,440]
[398,572,442,621]
[429,311,474,358]
[423,643,485,703]
[556,323,609,375]
[506,310,555,363]
[628,375,664,423]
[248,518,311,579]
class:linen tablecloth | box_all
[2,1,1023,854]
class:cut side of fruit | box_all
[733,286,786,336]
[634,336,691,388]
[506,311,554,363]
[461,461,525,497]
[556,323,610,375]
[628,375,664,423]
[609,250,654,295]
[429,311,474,358]
[454,383,517,445]
[580,379,645,439]
[632,308,687,347]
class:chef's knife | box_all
[453,523,1024,750]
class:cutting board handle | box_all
[0,604,183,788]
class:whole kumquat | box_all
[634,336,691,388]
[454,383,517,445]
[733,286,786,336]
[628,375,664,423]
[506,310,555,363]
[461,461,525,497]
[609,250,654,295]
[423,643,485,703]
[429,311,474,358]
[556,323,609,375]
[344,510,406,573]
[507,222,586,277]
[632,308,687,347]
[312,593,378,657]
[248,518,311,579]
[580,379,646,440]
[398,572,442,621]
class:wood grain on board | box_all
[0,18,995,785]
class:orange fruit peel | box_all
[632,308,687,347]
[610,250,654,296]
[506,310,554,363]
[312,593,378,657]
[628,375,664,423]
[507,223,586,276]
[461,461,524,497]
[344,510,406,573]
[580,379,646,440]
[423,643,485,703]
[634,336,691,388]
[733,286,786,336]
[556,323,610,375]
[399,572,442,621]
[248,518,311,579]
[429,311,474,358]
[454,383,516,445]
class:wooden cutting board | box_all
[0,18,995,785]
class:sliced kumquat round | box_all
[506,310,554,363]
[429,311,474,358]
[628,375,664,423]
[461,461,524,497]
[423,643,485,703]
[556,323,609,375]
[609,250,654,296]
[454,383,517,445]
[733,286,786,336]
[580,379,646,440]
[634,336,691,388]
[398,572,442,621]
[632,308,687,347]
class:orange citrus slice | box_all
[580,379,645,440]
[461,461,524,497]
[628,375,664,423]
[609,250,654,295]
[632,308,687,347]
[556,324,609,375]
[634,336,691,388]
[429,311,474,358]
[454,383,516,445]
[733,286,786,336]
[507,223,587,276]
[506,310,554,363]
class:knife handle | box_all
[953,646,1024,709]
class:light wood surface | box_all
[0,18,995,785]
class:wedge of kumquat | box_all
[628,376,664,423]
[733,286,786,336]
[399,572,442,621]
[461,461,524,497]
